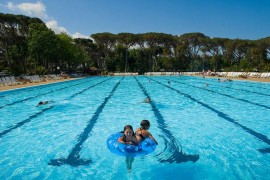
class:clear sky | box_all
[1,0,269,40]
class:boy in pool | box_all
[118,125,139,145]
[135,120,158,145]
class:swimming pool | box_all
[0,76,269,179]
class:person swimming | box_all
[36,100,53,106]
[144,97,151,103]
[37,101,49,106]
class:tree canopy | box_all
[0,13,269,76]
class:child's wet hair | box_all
[123,125,135,135]
[140,120,150,129]
[124,125,133,131]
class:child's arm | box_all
[132,137,139,145]
[117,136,126,144]
[148,132,158,145]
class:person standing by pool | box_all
[135,120,158,145]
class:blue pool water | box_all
[0,76,269,179]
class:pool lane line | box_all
[222,85,270,97]
[258,147,270,153]
[0,77,88,98]
[134,77,200,163]
[0,78,113,139]
[0,77,107,109]
[190,79,270,97]
[148,77,270,152]
[49,77,123,167]
[0,106,54,138]
[162,77,270,110]
[219,80,270,91]
[0,78,87,98]
[0,77,97,108]
[240,84,270,91]
[0,78,89,108]
[181,76,270,91]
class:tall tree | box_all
[117,33,137,72]
[258,37,270,60]
[202,37,229,71]
[232,39,251,69]
[179,33,208,71]
[0,13,43,74]
[91,32,116,72]
[57,33,78,73]
[28,23,58,73]
[74,38,97,71]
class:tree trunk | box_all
[125,48,128,72]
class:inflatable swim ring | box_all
[107,132,156,157]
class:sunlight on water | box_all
[0,76,269,179]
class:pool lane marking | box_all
[0,78,87,98]
[163,78,270,110]
[0,106,54,138]
[219,84,270,97]
[0,77,98,109]
[218,80,270,91]
[0,77,97,108]
[148,77,270,152]
[192,79,270,97]
[258,147,270,153]
[134,77,199,163]
[0,79,88,104]
[181,76,270,91]
[48,77,123,167]
[0,79,88,108]
[0,78,113,139]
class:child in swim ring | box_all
[135,120,158,145]
[118,125,139,145]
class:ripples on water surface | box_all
[0,76,269,179]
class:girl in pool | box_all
[118,125,139,145]
[118,125,138,172]
[135,120,158,145]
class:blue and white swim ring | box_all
[107,132,157,157]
